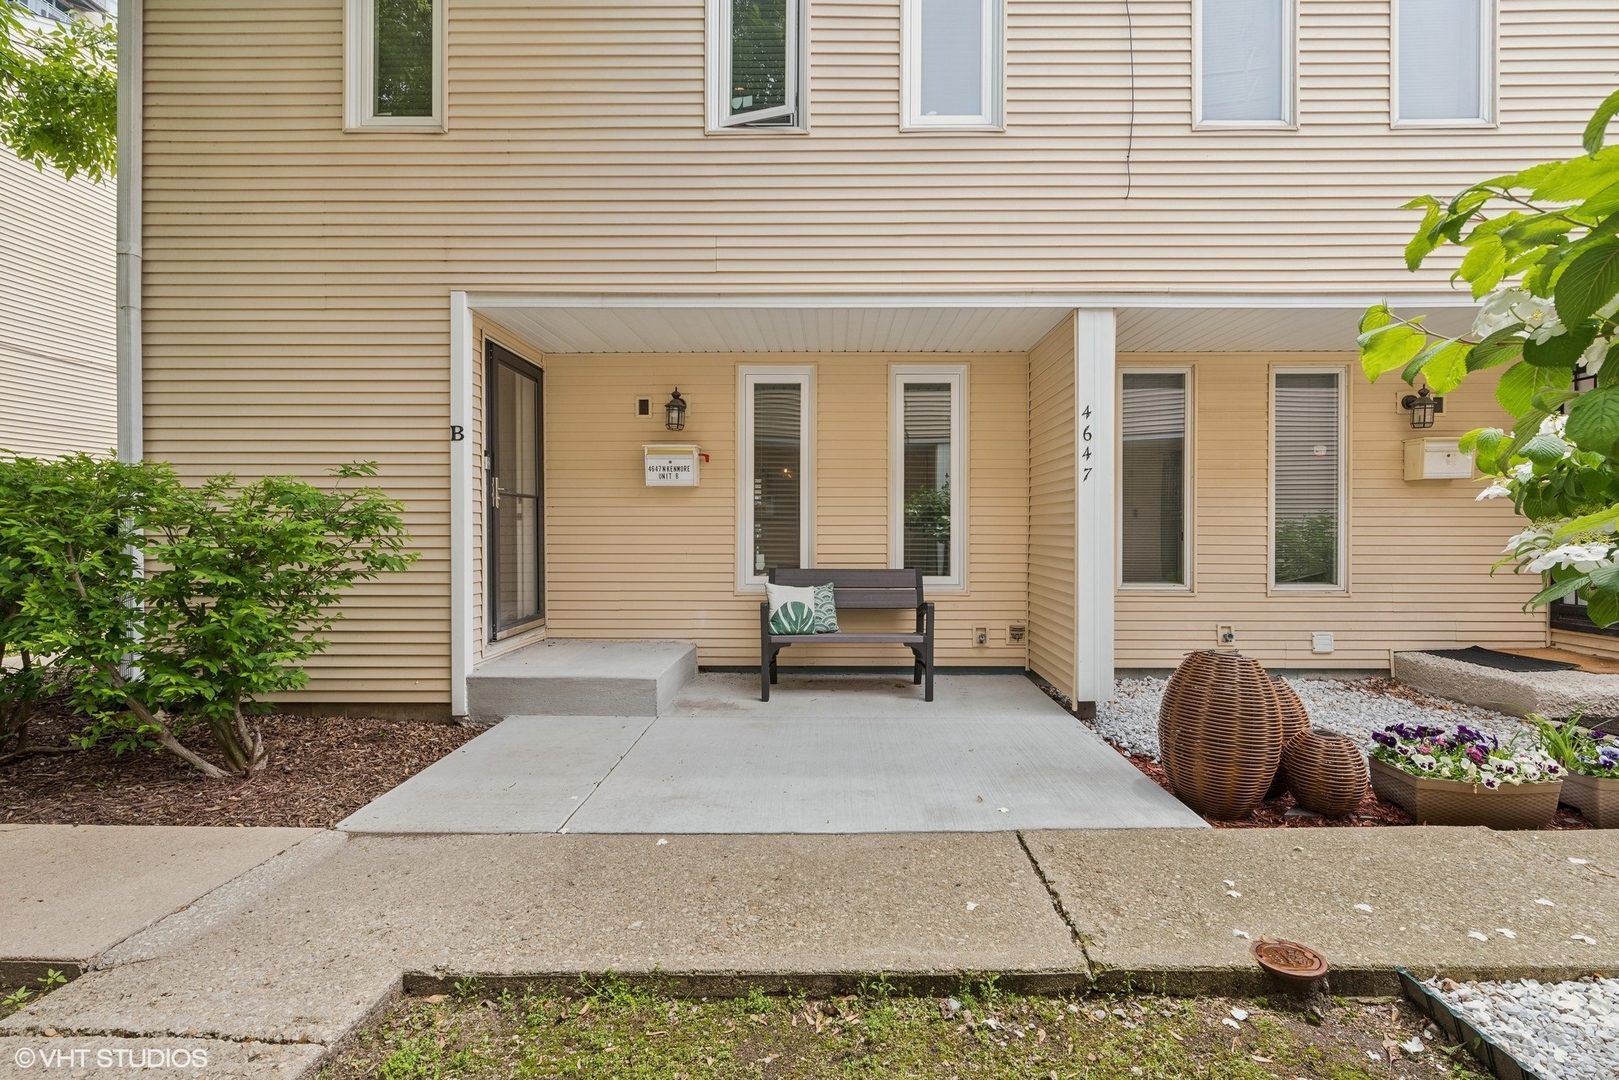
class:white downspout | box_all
[449,292,474,718]
[116,0,142,463]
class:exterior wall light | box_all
[1401,386,1441,429]
[665,388,688,431]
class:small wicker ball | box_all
[1281,728,1369,817]
[1158,651,1285,820]
[1267,677,1311,799]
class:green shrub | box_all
[1274,513,1337,586]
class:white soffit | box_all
[471,297,1479,355]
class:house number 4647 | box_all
[1081,405,1093,482]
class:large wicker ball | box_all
[1281,728,1369,817]
[1267,678,1311,799]
[1158,651,1285,820]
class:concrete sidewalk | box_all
[2,825,1616,1079]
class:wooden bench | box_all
[760,567,935,702]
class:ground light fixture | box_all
[665,388,688,431]
[1401,386,1441,429]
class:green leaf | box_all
[1457,234,1507,297]
[1496,362,1538,415]
[1358,304,1392,335]
[1403,197,1444,271]
[1358,324,1427,382]
[1551,503,1619,541]
[1520,433,1569,466]
[1586,589,1619,627]
[1567,385,1619,456]
[1527,574,1590,607]
[1586,88,1619,155]
[1523,322,1599,369]
[1575,180,1619,220]
[1417,339,1472,394]
[1555,239,1619,327]
[1466,327,1525,372]
[1532,149,1619,203]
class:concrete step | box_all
[466,639,697,723]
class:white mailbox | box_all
[1403,438,1474,481]
[644,444,702,487]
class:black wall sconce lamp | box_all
[1401,386,1443,429]
[665,388,688,431]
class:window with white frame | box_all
[891,367,965,588]
[1394,0,1493,125]
[1272,369,1345,589]
[345,0,445,131]
[739,367,814,587]
[707,0,806,130]
[1194,0,1294,126]
[902,0,1004,129]
[1120,371,1189,587]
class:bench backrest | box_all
[768,567,923,609]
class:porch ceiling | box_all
[469,295,1478,356]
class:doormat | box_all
[1423,647,1579,673]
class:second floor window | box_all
[903,0,1004,129]
[710,0,805,130]
[345,0,444,131]
[1394,0,1493,126]
[1195,0,1294,127]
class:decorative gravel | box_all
[1092,676,1526,761]
[1428,976,1619,1080]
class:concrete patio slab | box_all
[1024,827,1619,996]
[466,639,696,723]
[0,825,318,986]
[0,1037,322,1080]
[1,832,1082,1046]
[338,716,654,833]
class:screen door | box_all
[487,340,544,636]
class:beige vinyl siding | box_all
[1115,353,1544,669]
[0,148,116,458]
[1027,316,1076,698]
[1550,629,1619,661]
[541,352,1027,667]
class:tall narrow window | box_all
[903,0,1003,129]
[1120,372,1188,586]
[1195,0,1293,126]
[891,367,966,588]
[739,368,814,586]
[1394,0,1492,125]
[346,0,445,131]
[1273,370,1344,589]
[709,0,804,130]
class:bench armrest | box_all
[917,601,935,635]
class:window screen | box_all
[729,0,792,122]
[919,0,985,118]
[1273,372,1341,587]
[374,0,435,118]
[1397,0,1484,121]
[1121,373,1187,585]
[752,383,803,574]
[1200,0,1286,123]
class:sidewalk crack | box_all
[1016,831,1094,980]
[555,715,658,833]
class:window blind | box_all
[1200,0,1286,123]
[919,0,984,117]
[1122,373,1187,585]
[1398,0,1484,121]
[1273,372,1340,586]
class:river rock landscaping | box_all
[1428,975,1619,1080]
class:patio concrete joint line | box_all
[555,714,660,834]
[1014,830,1095,981]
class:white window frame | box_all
[737,365,815,591]
[900,0,1005,131]
[706,0,809,133]
[1390,0,1497,129]
[1191,0,1297,129]
[889,365,968,591]
[1269,364,1348,594]
[1116,365,1193,593]
[344,0,446,132]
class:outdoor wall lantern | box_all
[665,388,688,431]
[1401,386,1442,429]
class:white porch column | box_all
[449,292,474,718]
[1073,308,1116,710]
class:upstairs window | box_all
[1394,0,1493,126]
[709,0,806,131]
[902,0,1004,130]
[1195,0,1294,127]
[345,0,445,131]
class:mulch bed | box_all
[0,696,478,828]
[1115,746,1592,830]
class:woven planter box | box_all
[1369,756,1561,830]
[1560,772,1619,829]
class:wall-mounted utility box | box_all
[644,444,702,487]
[1403,438,1473,481]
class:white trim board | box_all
[449,292,475,718]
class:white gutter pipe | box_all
[116,0,141,463]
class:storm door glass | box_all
[489,343,544,635]
[752,383,803,574]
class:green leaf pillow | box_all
[766,583,817,634]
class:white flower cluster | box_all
[1503,522,1619,573]
[1476,416,1570,502]
[1474,286,1617,374]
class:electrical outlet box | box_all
[972,626,989,647]
[635,397,652,417]
[1216,624,1236,647]
[1311,631,1335,655]
[1005,623,1027,646]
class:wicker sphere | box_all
[1282,728,1369,817]
[1267,678,1311,798]
[1158,651,1285,820]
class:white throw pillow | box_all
[765,582,818,634]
